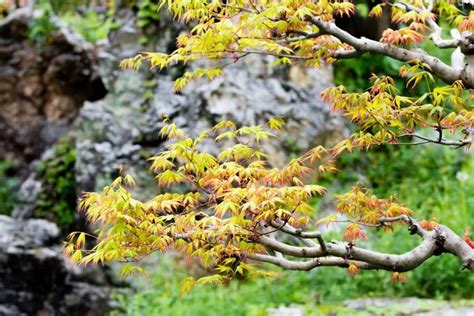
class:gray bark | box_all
[251,218,474,273]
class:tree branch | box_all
[270,220,326,250]
[309,17,468,87]
[378,215,428,238]
[393,1,460,49]
[399,133,471,148]
[247,253,375,271]
[255,218,474,273]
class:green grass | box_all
[113,254,473,315]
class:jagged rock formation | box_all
[0,215,110,316]
[0,10,111,316]
[0,10,106,174]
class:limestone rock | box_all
[0,10,106,175]
[0,215,111,316]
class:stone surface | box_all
[344,297,474,316]
[0,215,111,316]
[268,306,304,316]
[0,9,106,174]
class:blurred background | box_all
[0,1,473,315]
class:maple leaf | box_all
[419,219,439,231]
[347,263,360,277]
[343,224,367,241]
[464,228,474,249]
[391,272,408,283]
[179,277,196,298]
[268,117,285,131]
[459,14,474,32]
[369,4,383,18]
[315,214,338,227]
[465,236,474,249]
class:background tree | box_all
[66,0,474,290]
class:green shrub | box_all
[28,5,58,45]
[137,0,161,29]
[62,9,119,43]
[0,160,17,215]
[37,0,90,13]
[35,137,78,231]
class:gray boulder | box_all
[0,215,111,316]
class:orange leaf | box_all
[391,272,408,283]
[419,219,438,231]
[464,228,474,249]
[343,224,367,241]
[347,263,360,277]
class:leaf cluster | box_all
[66,118,340,285]
[121,1,471,91]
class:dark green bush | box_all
[28,5,58,45]
[137,0,161,29]
[0,160,17,215]
[35,137,78,232]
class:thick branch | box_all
[310,17,469,87]
[247,253,375,271]
[270,220,326,250]
[435,225,474,272]
[378,215,428,237]
[330,237,437,272]
[256,219,474,273]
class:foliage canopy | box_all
[66,0,474,292]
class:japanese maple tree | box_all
[66,0,474,290]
